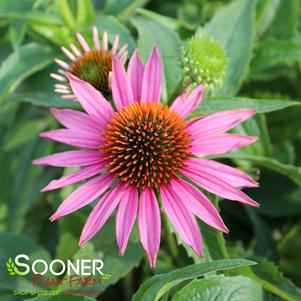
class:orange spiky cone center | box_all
[101,102,191,189]
[69,50,112,96]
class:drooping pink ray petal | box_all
[33,150,103,167]
[50,73,66,82]
[102,32,108,51]
[55,59,69,70]
[118,44,128,57]
[112,35,120,55]
[138,188,161,267]
[171,85,204,119]
[40,129,103,148]
[186,158,258,188]
[111,56,134,110]
[76,32,90,52]
[187,109,256,139]
[189,134,258,155]
[68,73,114,122]
[70,43,81,57]
[50,174,114,221]
[116,185,138,255]
[93,26,100,49]
[50,108,105,132]
[79,184,124,246]
[161,186,203,257]
[61,46,76,61]
[141,47,162,103]
[127,50,144,102]
[170,178,228,233]
[182,168,259,207]
[42,163,106,192]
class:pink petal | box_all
[116,185,138,255]
[40,129,102,148]
[141,47,162,103]
[187,109,256,139]
[112,56,134,110]
[68,73,114,122]
[42,163,106,192]
[61,46,76,61]
[138,188,161,267]
[93,26,100,49]
[102,32,108,51]
[170,178,228,233]
[190,134,258,155]
[76,32,90,52]
[171,85,204,118]
[50,108,105,132]
[186,158,258,188]
[79,184,124,246]
[161,186,203,257]
[50,174,114,221]
[182,168,259,207]
[127,50,144,102]
[32,150,103,167]
[112,35,120,55]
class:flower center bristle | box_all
[69,50,112,96]
[102,102,191,189]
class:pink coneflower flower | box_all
[34,47,258,267]
[50,26,128,99]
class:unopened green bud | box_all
[183,36,228,90]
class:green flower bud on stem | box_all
[183,36,228,90]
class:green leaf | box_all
[131,15,182,99]
[202,0,255,95]
[135,8,183,32]
[29,23,73,46]
[254,172,301,217]
[0,0,34,17]
[251,40,301,76]
[103,0,148,20]
[0,43,56,100]
[214,153,301,188]
[239,257,301,301]
[0,116,56,233]
[173,275,263,301]
[264,0,299,39]
[10,92,78,108]
[132,259,256,301]
[76,0,95,27]
[9,18,27,49]
[201,197,229,261]
[255,0,281,38]
[190,96,299,116]
[0,233,51,290]
[59,0,76,30]
[245,208,276,259]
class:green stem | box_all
[162,213,179,260]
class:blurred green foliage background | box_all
[0,0,301,300]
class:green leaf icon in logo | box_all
[102,273,112,280]
[6,257,24,276]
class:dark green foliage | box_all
[0,0,300,300]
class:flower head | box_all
[183,36,228,90]
[50,26,128,99]
[34,47,258,267]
